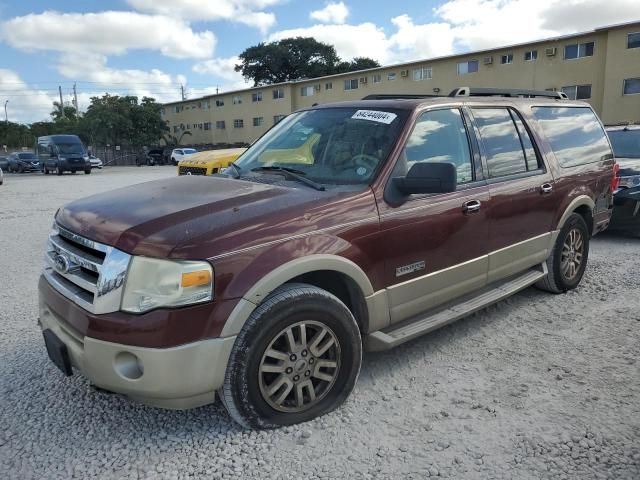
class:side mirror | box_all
[393,162,457,195]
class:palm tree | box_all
[161,130,192,146]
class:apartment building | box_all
[162,21,640,145]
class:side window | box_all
[403,108,473,184]
[531,107,612,167]
[510,111,541,171]
[37,143,48,156]
[472,108,528,178]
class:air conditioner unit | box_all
[400,69,409,77]
[483,56,493,65]
[545,47,557,57]
[360,77,368,84]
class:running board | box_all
[365,263,547,352]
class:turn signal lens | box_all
[611,163,620,192]
[182,270,211,288]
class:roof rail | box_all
[449,87,568,100]
[362,94,440,100]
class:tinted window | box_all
[532,107,612,167]
[402,109,473,184]
[18,153,37,159]
[472,108,528,178]
[607,129,640,158]
[623,78,640,95]
[511,112,540,171]
[627,32,640,49]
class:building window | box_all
[174,106,181,113]
[204,122,211,130]
[628,32,640,49]
[203,102,210,110]
[233,119,244,128]
[216,121,226,129]
[216,99,224,107]
[457,60,479,75]
[325,82,333,90]
[253,117,264,127]
[252,92,262,102]
[413,67,432,81]
[388,72,396,81]
[300,86,315,97]
[561,84,592,100]
[273,115,286,124]
[232,96,242,105]
[372,74,382,83]
[501,54,514,64]
[344,79,359,90]
[623,78,640,95]
[564,41,594,59]
[524,50,538,61]
[173,125,178,133]
[273,88,285,99]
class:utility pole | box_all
[3,100,7,124]
[58,86,65,118]
[181,84,186,101]
[73,82,78,113]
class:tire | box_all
[84,168,91,174]
[18,165,24,173]
[56,166,63,176]
[536,213,590,293]
[171,157,177,166]
[221,283,362,429]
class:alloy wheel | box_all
[258,320,341,413]
[561,228,584,280]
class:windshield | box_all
[608,129,640,158]
[18,153,37,159]
[234,107,408,185]
[183,149,196,154]
[55,142,85,155]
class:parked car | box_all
[170,148,196,165]
[8,152,40,172]
[89,155,103,169]
[0,167,3,185]
[38,88,615,429]
[177,148,246,176]
[0,156,8,171]
[145,148,165,166]
[37,135,91,175]
[606,125,640,235]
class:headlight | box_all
[121,257,213,313]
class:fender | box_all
[555,194,595,232]
[220,254,385,337]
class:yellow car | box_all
[177,148,247,176]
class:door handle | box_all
[540,183,553,195]
[462,199,481,214]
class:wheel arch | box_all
[221,255,376,337]
[556,195,595,235]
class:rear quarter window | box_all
[531,106,612,167]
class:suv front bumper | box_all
[38,287,236,410]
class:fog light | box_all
[114,351,144,380]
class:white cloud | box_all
[310,2,349,24]
[0,11,215,59]
[193,56,243,81]
[268,22,390,62]
[127,0,283,32]
[389,15,455,60]
[0,69,58,123]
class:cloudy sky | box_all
[0,0,638,123]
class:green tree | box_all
[235,37,379,86]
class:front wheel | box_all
[84,168,91,174]
[56,166,63,176]
[220,283,362,429]
[536,213,590,293]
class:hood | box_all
[56,175,363,258]
[616,157,640,175]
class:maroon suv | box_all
[39,88,615,428]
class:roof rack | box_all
[449,87,568,100]
[362,94,440,100]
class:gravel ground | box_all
[1,167,639,480]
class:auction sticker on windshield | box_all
[351,110,397,124]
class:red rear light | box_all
[611,163,620,192]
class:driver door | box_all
[376,108,491,324]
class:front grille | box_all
[179,166,208,176]
[43,224,131,314]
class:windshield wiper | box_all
[228,161,242,179]
[251,166,325,191]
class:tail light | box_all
[611,163,620,192]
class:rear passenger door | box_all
[469,106,557,283]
